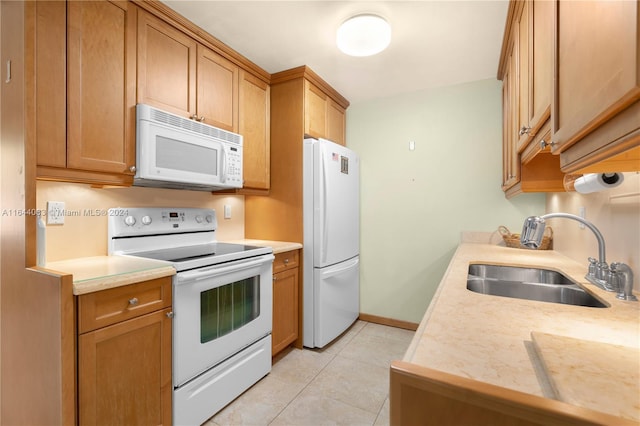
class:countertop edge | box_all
[72,266,176,295]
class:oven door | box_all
[173,253,273,387]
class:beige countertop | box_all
[46,240,300,296]
[404,242,639,421]
[227,239,303,254]
[45,256,175,296]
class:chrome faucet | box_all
[520,213,636,300]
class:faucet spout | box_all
[520,212,611,291]
[541,213,606,264]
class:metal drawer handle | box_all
[128,297,139,306]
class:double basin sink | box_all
[467,264,608,308]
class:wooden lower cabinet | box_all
[272,250,300,356]
[77,277,172,425]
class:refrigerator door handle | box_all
[320,257,359,278]
[321,155,329,264]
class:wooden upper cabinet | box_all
[34,1,66,169]
[137,9,197,118]
[197,45,239,132]
[515,1,529,152]
[303,79,347,146]
[326,99,346,146]
[552,0,640,172]
[515,0,552,152]
[498,0,564,197]
[304,80,328,140]
[527,0,552,138]
[138,11,242,132]
[67,0,137,175]
[502,32,520,191]
[36,0,137,184]
[239,70,270,190]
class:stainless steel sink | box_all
[467,264,608,308]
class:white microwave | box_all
[134,104,243,191]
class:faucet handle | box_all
[587,257,597,276]
[596,261,609,282]
[607,263,621,292]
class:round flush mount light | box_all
[336,14,391,57]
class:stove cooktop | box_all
[130,242,272,271]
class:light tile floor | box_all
[204,321,415,426]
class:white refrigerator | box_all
[303,138,360,348]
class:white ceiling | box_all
[161,1,509,105]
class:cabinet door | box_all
[527,0,552,136]
[326,99,346,146]
[502,34,520,190]
[34,1,66,168]
[272,267,299,356]
[239,70,270,189]
[304,80,327,139]
[197,45,238,131]
[516,1,530,151]
[67,0,136,174]
[137,10,197,118]
[79,307,172,426]
[552,1,640,152]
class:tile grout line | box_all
[268,322,369,425]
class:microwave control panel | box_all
[225,145,243,186]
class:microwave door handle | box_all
[220,147,227,183]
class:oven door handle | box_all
[176,254,274,284]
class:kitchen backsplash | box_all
[36,181,245,262]
[546,172,640,278]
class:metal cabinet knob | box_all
[284,258,289,264]
[166,311,174,319]
[519,126,531,136]
[198,116,205,122]
[128,297,139,306]
[540,139,556,150]
[129,165,136,173]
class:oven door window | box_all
[200,276,260,343]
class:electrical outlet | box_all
[47,201,65,225]
[224,204,232,219]
[578,206,586,229]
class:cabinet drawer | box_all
[273,250,299,274]
[78,277,172,334]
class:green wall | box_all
[346,78,545,323]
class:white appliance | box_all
[303,138,360,348]
[134,103,243,191]
[108,207,273,426]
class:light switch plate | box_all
[224,204,232,219]
[47,201,65,225]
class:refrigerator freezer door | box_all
[311,256,360,348]
[314,140,360,268]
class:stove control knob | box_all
[141,215,152,225]
[195,215,203,223]
[205,215,213,223]
[124,216,136,226]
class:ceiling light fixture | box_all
[336,14,391,57]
